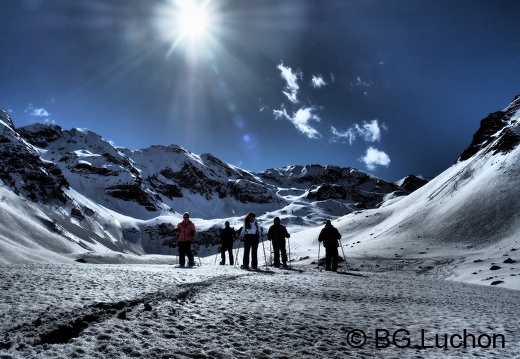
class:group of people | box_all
[174,211,342,271]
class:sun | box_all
[178,3,210,38]
[154,0,219,58]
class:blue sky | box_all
[2,0,520,181]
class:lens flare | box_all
[154,0,219,59]
[179,3,209,38]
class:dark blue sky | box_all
[2,0,519,181]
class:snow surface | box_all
[1,259,519,358]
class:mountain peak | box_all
[0,108,15,131]
[459,94,520,161]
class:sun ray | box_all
[154,0,219,60]
[179,3,209,38]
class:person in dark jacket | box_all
[219,221,236,265]
[175,212,196,267]
[318,220,341,272]
[267,217,290,268]
[239,212,261,269]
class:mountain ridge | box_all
[13,121,407,221]
[1,94,519,274]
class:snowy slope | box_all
[290,97,520,289]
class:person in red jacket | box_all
[175,212,196,267]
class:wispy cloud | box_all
[351,76,374,96]
[27,104,50,117]
[352,76,373,88]
[357,119,383,142]
[274,62,322,138]
[331,126,356,145]
[274,106,321,139]
[360,147,391,170]
[26,104,54,124]
[277,62,301,104]
[270,61,392,171]
[331,119,385,145]
[311,75,326,88]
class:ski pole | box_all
[174,233,179,265]
[338,238,348,271]
[269,239,273,266]
[317,241,321,270]
[261,233,267,269]
[234,246,240,268]
[287,237,291,268]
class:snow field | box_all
[1,262,519,358]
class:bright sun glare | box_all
[156,0,219,58]
[178,4,209,38]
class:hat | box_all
[183,212,190,218]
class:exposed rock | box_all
[399,175,430,193]
[459,95,520,161]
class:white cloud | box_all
[277,62,301,104]
[331,126,356,145]
[360,147,391,170]
[25,104,55,124]
[331,119,385,144]
[274,106,321,139]
[311,75,326,88]
[26,104,50,117]
[357,119,382,142]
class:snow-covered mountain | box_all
[15,122,404,220]
[0,93,519,290]
[0,107,408,259]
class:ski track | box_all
[1,263,520,358]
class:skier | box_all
[175,212,196,267]
[318,220,341,272]
[240,212,261,269]
[219,221,236,265]
[267,217,290,268]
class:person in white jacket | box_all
[240,212,261,269]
